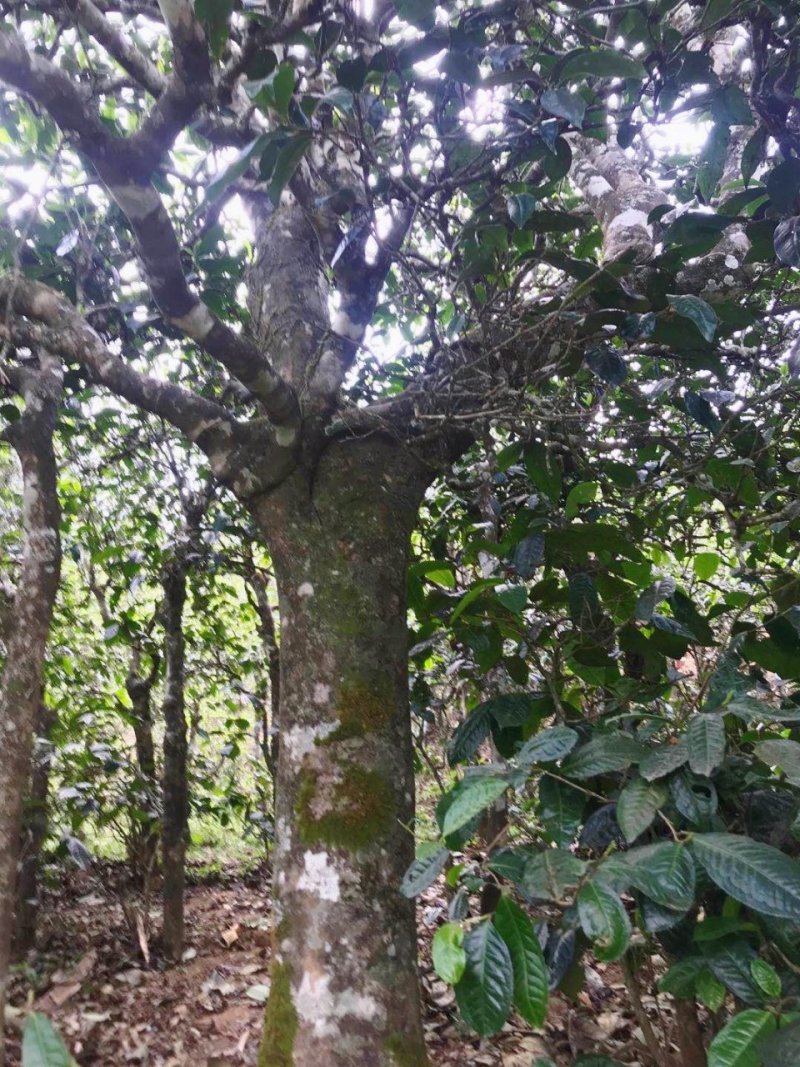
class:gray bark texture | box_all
[251,438,432,1067]
[0,353,62,1066]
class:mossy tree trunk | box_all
[252,437,431,1067]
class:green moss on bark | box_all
[322,675,394,744]
[296,763,395,850]
[258,960,298,1067]
[385,1031,429,1067]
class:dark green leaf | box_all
[562,733,644,779]
[448,705,492,764]
[577,882,631,961]
[685,391,721,433]
[692,833,800,919]
[516,726,578,767]
[455,921,514,1035]
[538,776,585,847]
[494,896,549,1027]
[400,847,450,897]
[707,1009,776,1067]
[627,842,696,911]
[775,216,800,267]
[522,849,586,902]
[441,777,508,837]
[668,294,719,343]
[639,739,689,781]
[616,777,668,843]
[540,88,585,129]
[559,49,646,82]
[686,714,726,777]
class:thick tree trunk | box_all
[0,358,62,1066]
[13,701,56,959]
[252,438,430,1067]
[160,560,188,962]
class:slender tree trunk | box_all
[250,571,281,775]
[126,649,160,887]
[0,357,62,1065]
[252,438,430,1067]
[13,701,56,959]
[160,558,188,962]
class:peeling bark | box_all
[0,355,62,1065]
[252,438,431,1067]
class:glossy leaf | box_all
[692,834,800,919]
[577,882,631,961]
[707,1009,776,1067]
[454,921,514,1036]
[494,895,549,1027]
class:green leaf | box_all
[559,49,646,83]
[441,777,508,837]
[540,88,586,129]
[266,132,312,205]
[639,739,689,781]
[658,956,706,997]
[742,126,768,186]
[750,958,782,998]
[694,552,721,580]
[516,726,578,768]
[195,0,234,60]
[616,777,668,843]
[205,133,271,205]
[697,969,727,1012]
[336,57,368,92]
[754,738,800,786]
[510,533,545,578]
[496,584,527,614]
[577,882,631,962]
[697,123,731,202]
[455,921,514,1036]
[766,158,800,214]
[432,923,466,984]
[685,392,721,433]
[775,217,800,267]
[565,481,599,520]
[686,714,726,777]
[506,193,537,229]
[691,833,800,920]
[522,849,587,902]
[493,896,549,1027]
[702,937,763,1004]
[707,1009,777,1067]
[448,705,492,764]
[22,1014,76,1067]
[400,846,450,897]
[625,842,696,911]
[668,294,719,342]
[561,733,644,779]
[538,776,585,847]
[758,1021,800,1067]
[635,577,676,622]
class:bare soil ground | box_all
[4,864,653,1066]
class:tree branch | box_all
[0,28,301,440]
[65,0,166,97]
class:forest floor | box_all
[4,860,655,1067]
